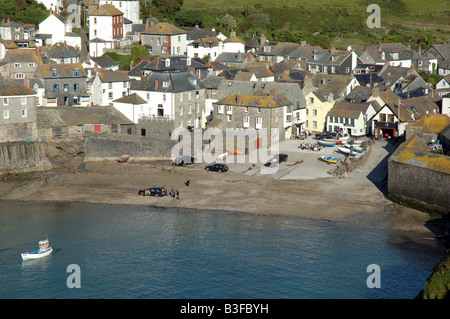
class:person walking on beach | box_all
[185,178,190,187]
[175,190,179,200]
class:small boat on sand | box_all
[323,139,342,144]
[118,155,130,163]
[317,141,336,147]
[319,155,341,164]
[337,147,357,156]
[216,153,228,161]
[344,144,364,153]
[21,239,53,261]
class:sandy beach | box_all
[0,137,439,236]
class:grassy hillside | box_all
[0,0,49,25]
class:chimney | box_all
[407,41,411,49]
[236,94,241,105]
[150,18,155,26]
[24,79,30,88]
[155,79,159,89]
[7,16,10,24]
[377,41,381,52]
[260,33,266,47]
[230,30,236,38]
[330,47,336,55]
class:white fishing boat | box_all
[337,146,357,156]
[21,239,53,261]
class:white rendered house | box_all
[91,70,130,106]
[89,4,124,57]
[98,0,141,24]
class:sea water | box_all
[0,201,444,299]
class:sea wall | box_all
[0,141,52,174]
[84,131,177,161]
[388,160,450,213]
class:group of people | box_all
[168,178,190,200]
[298,143,323,151]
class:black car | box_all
[138,187,167,197]
[172,155,196,166]
[264,153,288,167]
[315,131,337,140]
[205,163,228,172]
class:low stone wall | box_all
[84,131,177,161]
[0,141,52,174]
[329,145,372,177]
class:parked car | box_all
[264,153,288,167]
[205,163,228,172]
[138,187,167,197]
[315,131,337,140]
[172,155,196,166]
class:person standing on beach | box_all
[175,190,179,200]
[185,178,190,187]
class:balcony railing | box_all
[374,120,397,129]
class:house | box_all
[98,0,142,24]
[37,106,135,139]
[245,33,267,54]
[222,31,245,53]
[112,92,147,123]
[306,48,359,75]
[0,79,38,142]
[15,78,45,106]
[393,73,430,99]
[34,63,90,107]
[0,50,42,80]
[37,13,81,47]
[370,95,440,140]
[304,90,335,133]
[35,0,63,13]
[91,70,130,106]
[303,73,359,99]
[187,25,221,45]
[89,4,125,57]
[83,55,120,80]
[212,93,292,144]
[326,101,379,136]
[40,45,80,64]
[0,18,35,40]
[125,23,146,43]
[140,22,187,56]
[127,59,151,80]
[214,80,306,137]
[201,75,225,119]
[424,44,450,74]
[187,37,223,60]
[130,70,206,130]
[0,39,37,60]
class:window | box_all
[313,109,317,116]
[305,120,309,128]
[379,114,387,122]
[123,82,128,88]
[256,117,262,129]
[28,62,35,67]
[180,105,183,115]
[329,116,333,123]
[14,63,21,68]
[3,110,9,118]
[165,59,170,67]
[163,81,168,88]
[163,94,166,102]
[196,103,199,113]
[243,116,249,128]
[227,114,232,122]
[244,107,248,113]
[64,84,69,92]
[188,104,191,114]
[313,121,317,129]
[196,91,199,99]
[73,84,79,92]
[15,73,25,79]
[21,109,27,118]
[21,97,27,105]
[345,67,350,73]
[309,97,314,104]
[53,84,59,93]
[108,83,112,89]
[217,105,224,114]
[51,69,57,77]
[226,106,232,114]
[257,108,261,114]
[146,93,150,100]
[108,92,113,99]
[74,69,79,76]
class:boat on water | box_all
[317,140,336,147]
[21,239,53,261]
[337,147,357,156]
[319,155,341,164]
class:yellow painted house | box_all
[304,90,335,133]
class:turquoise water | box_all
[0,201,444,299]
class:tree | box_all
[153,0,183,15]
[218,13,236,32]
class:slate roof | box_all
[42,45,80,60]
[215,94,291,108]
[91,4,123,16]
[328,101,374,119]
[141,22,185,35]
[0,50,42,66]
[130,71,204,93]
[188,36,220,48]
[201,76,224,89]
[91,55,119,69]
[0,79,37,96]
[187,25,217,42]
[113,92,146,104]
[424,44,450,61]
[36,63,87,78]
[344,86,374,103]
[37,106,133,128]
[408,113,450,134]
[143,56,208,72]
[98,70,129,83]
[127,60,150,77]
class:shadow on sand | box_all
[365,142,398,195]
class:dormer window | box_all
[263,46,271,52]
[165,59,170,67]
[163,81,168,88]
[51,69,57,77]
[74,68,79,76]
[186,59,191,66]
